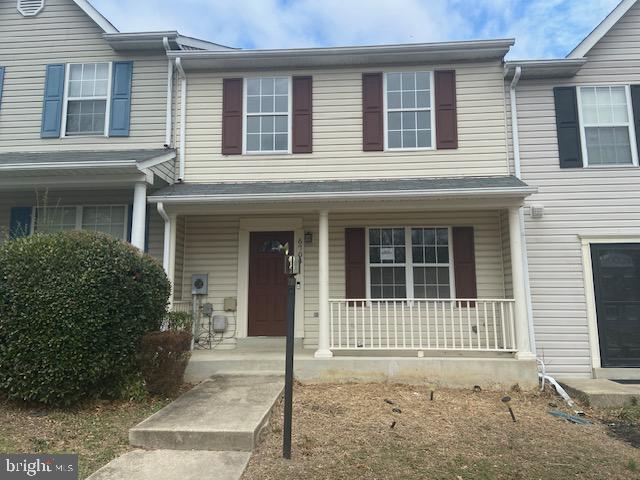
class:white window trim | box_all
[383,71,436,152]
[31,204,128,241]
[61,62,113,138]
[576,84,639,168]
[241,76,292,155]
[364,226,456,301]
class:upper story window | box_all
[244,77,291,153]
[384,72,434,150]
[63,63,112,136]
[578,85,638,166]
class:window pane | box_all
[402,111,416,129]
[274,115,288,133]
[247,96,260,113]
[247,133,260,151]
[416,72,430,90]
[70,64,83,81]
[247,116,260,133]
[388,112,401,131]
[401,73,415,90]
[381,229,393,245]
[261,78,275,95]
[274,134,288,151]
[437,246,449,263]
[261,134,274,151]
[369,228,381,245]
[261,115,275,133]
[261,96,274,113]
[393,228,405,244]
[387,73,401,91]
[412,246,423,263]
[425,246,436,263]
[402,91,415,109]
[35,207,77,233]
[247,79,260,95]
[388,131,402,148]
[275,78,288,94]
[586,126,632,165]
[274,95,288,112]
[69,81,82,97]
[417,130,430,148]
[436,228,449,245]
[387,91,401,109]
[402,130,416,148]
[416,90,430,108]
[369,246,381,263]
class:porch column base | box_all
[314,349,333,359]
[515,351,537,361]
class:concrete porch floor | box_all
[185,338,538,389]
[560,378,640,408]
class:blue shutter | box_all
[9,207,32,239]
[0,67,5,109]
[109,61,133,137]
[41,64,65,138]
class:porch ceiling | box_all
[148,176,536,209]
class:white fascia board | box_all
[72,0,118,33]
[148,186,538,204]
[568,0,637,58]
[0,160,135,171]
[177,35,236,51]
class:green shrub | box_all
[138,331,191,396]
[0,230,170,406]
[164,311,193,332]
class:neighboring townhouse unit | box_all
[150,40,540,385]
[0,0,227,259]
[506,0,640,378]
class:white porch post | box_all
[508,206,535,359]
[131,182,147,250]
[315,209,333,358]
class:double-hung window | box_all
[385,72,434,150]
[33,205,127,240]
[244,77,291,153]
[577,85,638,166]
[63,63,111,136]
[368,227,453,300]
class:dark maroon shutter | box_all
[362,73,383,151]
[435,70,458,149]
[292,76,313,153]
[345,228,366,299]
[452,227,477,300]
[222,78,243,155]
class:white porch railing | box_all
[329,299,516,352]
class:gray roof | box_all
[150,176,534,202]
[0,149,175,167]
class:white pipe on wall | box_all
[163,37,173,148]
[175,57,187,181]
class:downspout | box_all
[175,57,187,182]
[162,37,173,147]
[509,65,536,354]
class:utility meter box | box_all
[212,315,227,333]
[223,297,237,312]
[191,274,208,295]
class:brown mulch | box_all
[242,383,640,480]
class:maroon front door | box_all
[248,231,294,336]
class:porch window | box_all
[63,63,111,136]
[384,72,434,150]
[34,205,127,240]
[368,227,453,300]
[244,77,290,153]
[578,85,638,166]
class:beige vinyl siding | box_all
[177,210,510,349]
[179,61,511,182]
[516,2,640,377]
[0,190,165,263]
[0,0,169,152]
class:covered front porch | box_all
[150,176,538,385]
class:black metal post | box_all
[283,275,296,459]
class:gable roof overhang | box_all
[503,58,587,80]
[72,0,118,33]
[103,31,235,53]
[0,149,175,191]
[567,0,638,58]
[167,39,515,71]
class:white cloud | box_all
[91,0,622,58]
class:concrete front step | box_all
[130,374,284,451]
[560,378,640,408]
[87,449,250,480]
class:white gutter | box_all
[156,202,171,274]
[508,65,537,354]
[0,161,136,170]
[163,37,174,148]
[148,186,538,204]
[175,57,187,181]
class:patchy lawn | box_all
[243,383,640,480]
[0,391,183,479]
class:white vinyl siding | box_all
[512,1,640,377]
[0,0,169,152]
[180,60,510,182]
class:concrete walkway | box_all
[88,374,284,480]
[560,378,640,408]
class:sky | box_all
[91,0,622,59]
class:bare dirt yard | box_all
[242,383,640,480]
